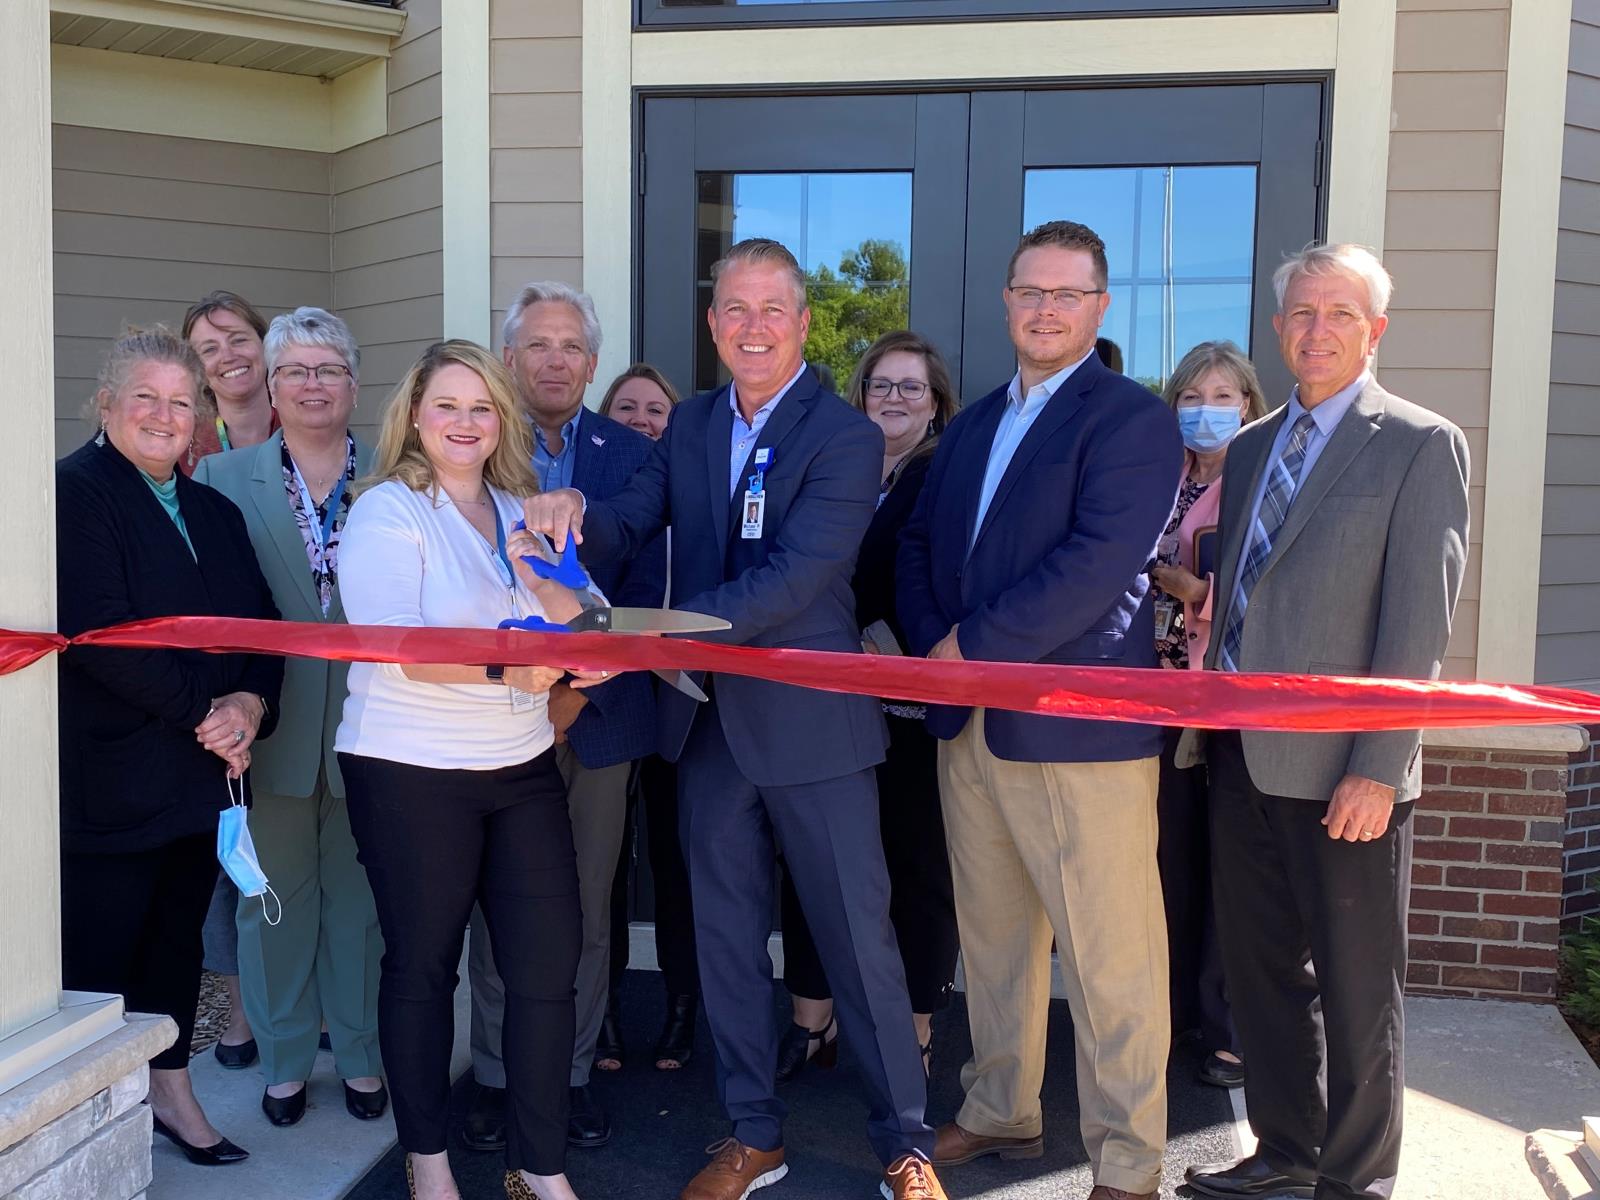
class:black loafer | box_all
[653,993,696,1070]
[213,1038,258,1070]
[1198,1051,1246,1089]
[261,1086,308,1127]
[1185,1154,1316,1198]
[344,1080,389,1120]
[152,1115,250,1165]
[567,1082,611,1148]
[461,1083,507,1152]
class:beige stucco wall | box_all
[1537,1,1600,687]
[1378,0,1509,683]
[333,0,444,435]
[50,126,334,452]
[488,0,583,350]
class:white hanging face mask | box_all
[218,776,281,926]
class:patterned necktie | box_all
[1216,412,1318,672]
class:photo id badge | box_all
[741,489,766,539]
[1153,597,1177,641]
[509,687,537,714]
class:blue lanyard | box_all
[291,458,348,552]
[318,474,346,548]
[489,500,515,590]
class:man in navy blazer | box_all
[899,221,1183,1200]
[524,240,946,1200]
[465,283,666,1153]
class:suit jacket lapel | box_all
[705,385,735,551]
[569,407,599,495]
[256,433,323,620]
[957,389,1007,551]
[970,367,1095,552]
[1262,383,1385,573]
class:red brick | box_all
[1407,962,1440,986]
[1411,864,1443,886]
[1532,769,1568,791]
[1414,815,1447,836]
[1409,913,1441,935]
[1448,817,1529,841]
[1483,893,1560,916]
[1440,965,1520,990]
[1568,806,1600,828]
[1567,830,1590,852]
[1419,789,1489,813]
[1440,916,1518,940]
[1485,843,1564,868]
[1574,765,1600,785]
[1522,922,1560,944]
[1526,870,1563,893]
[1421,762,1448,786]
[1521,971,1558,996]
[1482,945,1558,969]
[1411,888,1481,913]
[1569,849,1600,871]
[1426,748,1489,762]
[1488,793,1565,817]
[1450,766,1529,789]
[1565,894,1598,916]
[1445,866,1524,890]
[1531,821,1565,843]
[1410,939,1478,963]
[1415,838,1483,862]
[1493,752,1571,767]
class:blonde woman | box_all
[335,340,603,1200]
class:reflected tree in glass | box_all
[805,238,910,385]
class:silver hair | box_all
[264,307,361,377]
[1272,243,1394,318]
[710,238,808,308]
[501,282,603,356]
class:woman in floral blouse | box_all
[1148,341,1267,1091]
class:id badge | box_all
[509,687,537,714]
[1153,598,1177,641]
[741,489,766,539]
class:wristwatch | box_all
[485,664,506,684]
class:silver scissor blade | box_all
[566,607,732,634]
[652,668,709,703]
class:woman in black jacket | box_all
[775,332,962,1080]
[57,327,283,1167]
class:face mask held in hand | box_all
[218,775,281,926]
[1178,404,1243,454]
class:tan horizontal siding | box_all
[1382,0,1509,681]
[1537,7,1600,685]
[490,0,583,352]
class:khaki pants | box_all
[940,711,1168,1196]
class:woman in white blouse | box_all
[336,340,602,1200]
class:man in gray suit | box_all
[1182,244,1469,1200]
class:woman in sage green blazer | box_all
[193,307,386,1128]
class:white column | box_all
[0,0,61,1046]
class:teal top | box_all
[140,469,196,559]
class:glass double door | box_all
[639,81,1325,403]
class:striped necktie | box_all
[1216,412,1317,672]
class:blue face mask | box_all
[1177,404,1243,453]
[218,777,281,925]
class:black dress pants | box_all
[607,754,700,999]
[341,750,581,1176]
[780,713,958,1014]
[1157,727,1237,1054]
[62,831,220,1071]
[1208,730,1412,1200]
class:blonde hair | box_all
[1162,341,1269,424]
[1273,242,1393,318]
[89,324,210,428]
[365,340,539,499]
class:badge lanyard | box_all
[741,447,774,540]
[488,501,536,712]
[216,416,232,454]
[290,462,347,553]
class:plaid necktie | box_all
[1216,412,1317,672]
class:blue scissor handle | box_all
[497,614,570,634]
[510,520,591,590]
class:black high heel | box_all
[261,1085,307,1127]
[775,1016,838,1082]
[594,989,624,1071]
[344,1079,389,1119]
[151,1114,250,1165]
[653,993,696,1070]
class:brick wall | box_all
[1407,744,1568,1001]
[1565,725,1600,932]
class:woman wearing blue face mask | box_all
[1147,340,1267,1092]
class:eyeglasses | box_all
[864,377,929,401]
[272,364,353,387]
[1006,286,1106,310]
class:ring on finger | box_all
[232,729,245,743]
[1360,829,1375,839]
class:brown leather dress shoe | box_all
[930,1121,1043,1166]
[881,1154,949,1199]
[679,1137,788,1200]
[1087,1187,1156,1200]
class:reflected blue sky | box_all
[730,173,912,278]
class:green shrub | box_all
[1561,916,1600,1027]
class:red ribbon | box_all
[6,615,1595,732]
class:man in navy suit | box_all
[899,221,1183,1200]
[464,282,667,1153]
[524,240,946,1200]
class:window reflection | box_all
[1024,165,1257,391]
[695,171,912,394]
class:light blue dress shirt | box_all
[1239,370,1370,548]
[970,347,1097,549]
[728,362,807,498]
[532,413,581,493]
